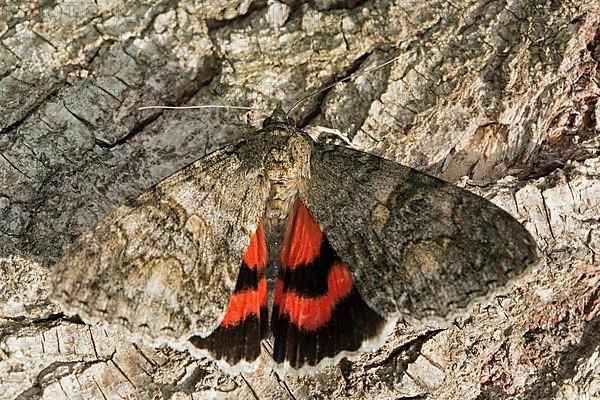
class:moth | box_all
[51,106,537,373]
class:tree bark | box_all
[1,1,599,399]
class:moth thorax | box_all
[265,143,310,214]
[262,131,312,250]
[264,180,298,228]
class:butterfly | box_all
[51,106,537,373]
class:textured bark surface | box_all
[1,1,599,399]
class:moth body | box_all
[261,125,312,241]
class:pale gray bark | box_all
[1,1,599,399]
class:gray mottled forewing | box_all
[52,141,269,343]
[301,143,537,319]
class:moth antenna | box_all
[138,105,261,111]
[286,54,402,117]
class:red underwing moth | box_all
[51,106,538,373]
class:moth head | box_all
[262,105,295,128]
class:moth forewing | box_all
[51,141,270,345]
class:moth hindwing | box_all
[52,107,537,372]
